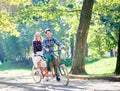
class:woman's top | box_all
[33,41,42,54]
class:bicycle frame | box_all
[49,48,65,77]
[31,47,69,85]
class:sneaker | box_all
[43,77,49,81]
[56,77,61,81]
[48,72,53,78]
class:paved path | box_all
[0,71,120,91]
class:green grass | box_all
[0,57,117,76]
[0,61,31,71]
[85,57,101,65]
[85,57,117,76]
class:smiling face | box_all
[35,32,42,41]
[36,34,41,41]
[46,30,51,39]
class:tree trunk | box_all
[71,0,94,75]
[110,49,113,57]
[85,43,88,57]
[70,35,74,59]
[115,27,120,74]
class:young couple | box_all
[32,28,65,81]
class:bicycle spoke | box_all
[31,65,42,83]
[58,64,69,86]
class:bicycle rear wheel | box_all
[58,64,69,86]
[31,65,43,83]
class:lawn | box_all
[85,57,117,76]
[0,60,31,71]
[0,57,117,76]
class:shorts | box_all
[32,51,47,68]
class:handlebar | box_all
[51,47,66,58]
[51,46,65,52]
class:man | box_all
[42,28,65,81]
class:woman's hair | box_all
[33,32,42,42]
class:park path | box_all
[0,70,120,91]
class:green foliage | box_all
[0,11,20,36]
[0,0,20,36]
[0,0,82,62]
[0,0,119,63]
[0,40,4,63]
[88,0,120,56]
[3,35,22,61]
[60,58,72,67]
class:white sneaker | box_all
[42,77,49,81]
[48,72,53,78]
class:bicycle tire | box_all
[58,64,69,86]
[31,65,42,83]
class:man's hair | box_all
[45,28,51,34]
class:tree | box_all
[88,0,120,57]
[115,27,120,74]
[0,39,4,63]
[71,0,94,74]
[0,0,21,37]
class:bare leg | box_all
[37,61,49,77]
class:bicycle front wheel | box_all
[31,65,42,83]
[58,64,69,86]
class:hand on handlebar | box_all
[45,48,49,52]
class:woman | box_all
[32,32,49,78]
